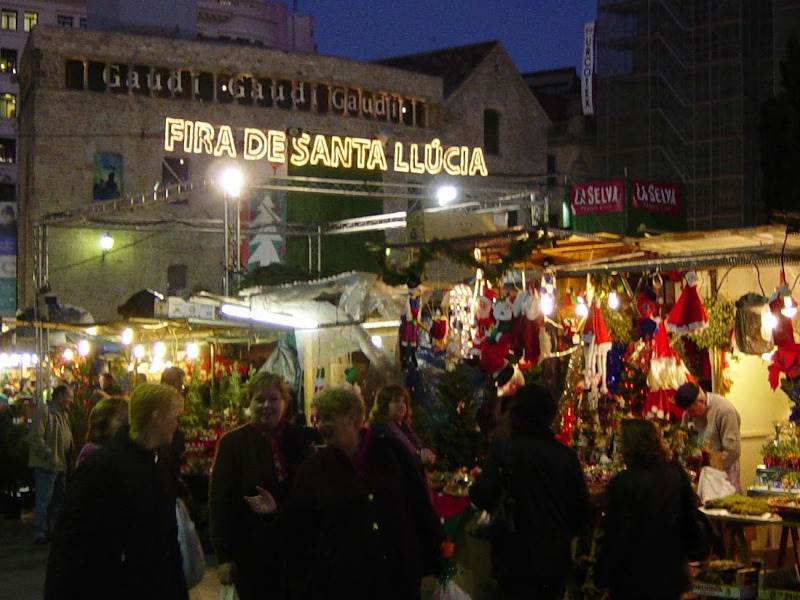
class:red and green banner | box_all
[569,180,625,216]
[631,180,681,216]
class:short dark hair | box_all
[675,382,700,410]
[620,419,668,468]
[52,384,71,402]
[511,383,557,431]
[160,367,185,392]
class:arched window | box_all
[483,109,500,155]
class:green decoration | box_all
[600,304,634,345]
[688,296,735,350]
[373,234,551,286]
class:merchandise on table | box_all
[703,494,771,516]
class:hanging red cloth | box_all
[667,271,708,335]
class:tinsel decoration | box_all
[687,296,735,350]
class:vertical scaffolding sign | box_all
[582,21,596,116]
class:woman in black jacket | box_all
[598,419,704,600]
[248,386,444,600]
[209,372,319,600]
[470,383,590,600]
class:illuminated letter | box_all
[330,136,352,169]
[350,138,370,169]
[468,148,488,177]
[367,140,388,171]
[290,133,311,166]
[182,121,194,154]
[424,139,443,175]
[309,134,332,167]
[409,144,425,174]
[267,130,287,163]
[443,147,461,176]
[214,125,237,158]
[393,142,409,173]
[164,117,185,152]
[193,121,214,155]
[244,128,268,161]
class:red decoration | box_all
[666,272,708,334]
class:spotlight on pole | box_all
[99,233,114,252]
[435,184,458,206]
[217,166,244,198]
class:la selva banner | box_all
[631,180,681,215]
[570,180,624,215]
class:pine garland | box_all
[373,234,551,286]
[688,296,735,350]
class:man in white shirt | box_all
[675,382,741,491]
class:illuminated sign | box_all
[66,60,431,128]
[163,117,489,177]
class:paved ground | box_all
[0,512,223,600]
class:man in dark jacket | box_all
[44,384,187,600]
[209,372,319,600]
[470,383,589,600]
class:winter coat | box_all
[284,432,445,600]
[44,426,186,600]
[469,427,590,580]
[28,402,72,472]
[597,460,703,599]
[209,422,319,587]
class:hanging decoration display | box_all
[666,271,708,335]
[582,299,612,395]
[687,295,735,350]
[644,320,689,419]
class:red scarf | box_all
[252,419,288,483]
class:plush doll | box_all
[399,274,422,369]
[582,299,612,394]
[644,320,689,419]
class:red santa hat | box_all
[583,300,611,347]
[666,271,708,334]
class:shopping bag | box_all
[432,580,471,600]
[176,498,205,589]
[697,466,736,504]
[218,585,239,600]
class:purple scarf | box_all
[388,421,424,458]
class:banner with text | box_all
[631,180,682,216]
[581,21,596,115]
[570,180,624,215]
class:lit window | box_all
[0,94,15,119]
[0,138,15,163]
[23,11,37,32]
[1,9,17,31]
[0,48,16,74]
[57,15,73,28]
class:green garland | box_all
[600,304,634,345]
[688,296,735,350]
[373,235,550,286]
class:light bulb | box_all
[133,344,145,360]
[370,335,383,348]
[608,291,620,310]
[152,341,166,359]
[782,296,798,319]
[576,299,589,318]
[762,351,775,362]
[186,343,200,360]
[63,348,74,362]
[764,312,780,330]
[540,293,554,316]
[77,339,91,357]
[99,233,114,252]
[121,328,134,345]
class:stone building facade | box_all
[18,29,548,320]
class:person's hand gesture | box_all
[245,486,277,514]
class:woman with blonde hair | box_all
[368,385,436,466]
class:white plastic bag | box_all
[218,585,239,600]
[176,498,205,589]
[697,466,736,504]
[432,580,471,600]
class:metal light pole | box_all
[217,167,244,297]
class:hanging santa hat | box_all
[644,320,688,419]
[666,271,708,335]
[582,299,613,394]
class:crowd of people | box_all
[27,365,726,600]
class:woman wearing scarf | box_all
[368,385,436,467]
[209,372,319,600]
[250,387,444,600]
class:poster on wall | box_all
[93,152,123,201]
[582,21,596,115]
[570,180,624,215]
[631,180,682,216]
[0,201,16,315]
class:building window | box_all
[57,15,73,28]
[162,157,189,185]
[547,154,557,185]
[0,182,13,201]
[65,60,84,90]
[0,48,16,74]
[1,9,17,30]
[0,94,15,119]
[79,17,87,29]
[483,109,500,155]
[23,11,37,32]
[0,138,15,163]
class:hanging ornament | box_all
[582,299,613,394]
[666,271,709,335]
[644,320,688,419]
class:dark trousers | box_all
[498,576,566,600]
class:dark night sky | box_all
[299,1,597,75]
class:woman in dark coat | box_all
[598,419,705,600]
[469,383,590,600]
[209,372,319,600]
[249,386,445,600]
[368,385,436,467]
